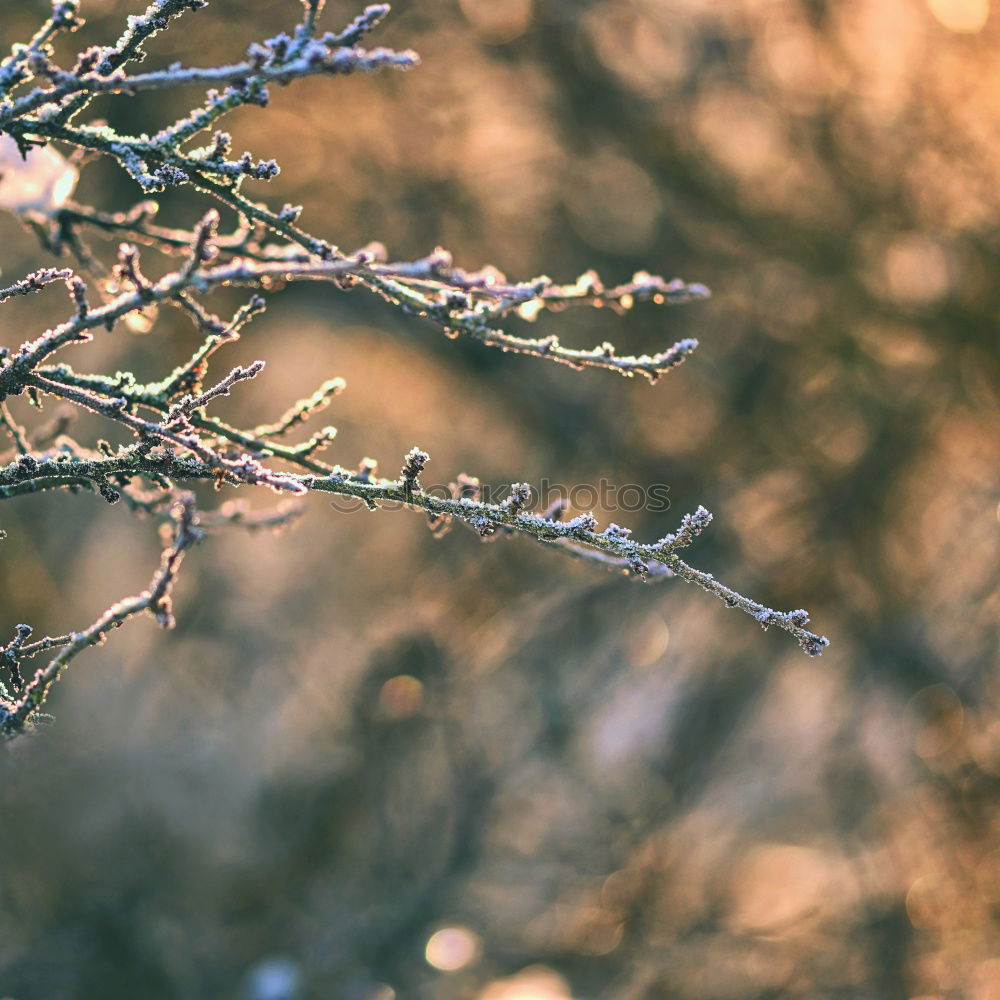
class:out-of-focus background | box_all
[1,0,999,997]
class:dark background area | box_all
[1,0,998,997]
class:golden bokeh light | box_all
[376,674,425,721]
[478,966,575,1000]
[425,926,483,972]
[1,0,998,995]
[928,0,990,32]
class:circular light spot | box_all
[0,135,79,215]
[883,234,951,305]
[564,151,662,254]
[927,0,989,33]
[478,966,573,1000]
[125,307,157,334]
[600,868,643,910]
[628,614,670,668]
[425,926,482,972]
[245,957,301,1000]
[377,675,424,720]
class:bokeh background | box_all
[1,0,999,997]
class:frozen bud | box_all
[800,634,830,657]
[603,523,632,539]
[98,480,121,505]
[753,608,779,630]
[662,504,713,549]
[501,482,532,515]
[0,135,78,216]
[628,557,649,578]
[567,512,598,533]
[400,446,429,485]
[468,514,496,537]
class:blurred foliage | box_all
[0,0,998,997]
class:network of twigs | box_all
[0,0,828,741]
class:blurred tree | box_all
[0,1,997,998]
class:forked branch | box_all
[0,0,828,740]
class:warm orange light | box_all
[377,674,425,720]
[425,927,482,972]
[927,0,990,33]
[478,966,574,1000]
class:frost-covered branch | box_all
[0,0,828,740]
[0,494,202,740]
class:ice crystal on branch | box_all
[0,0,828,740]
